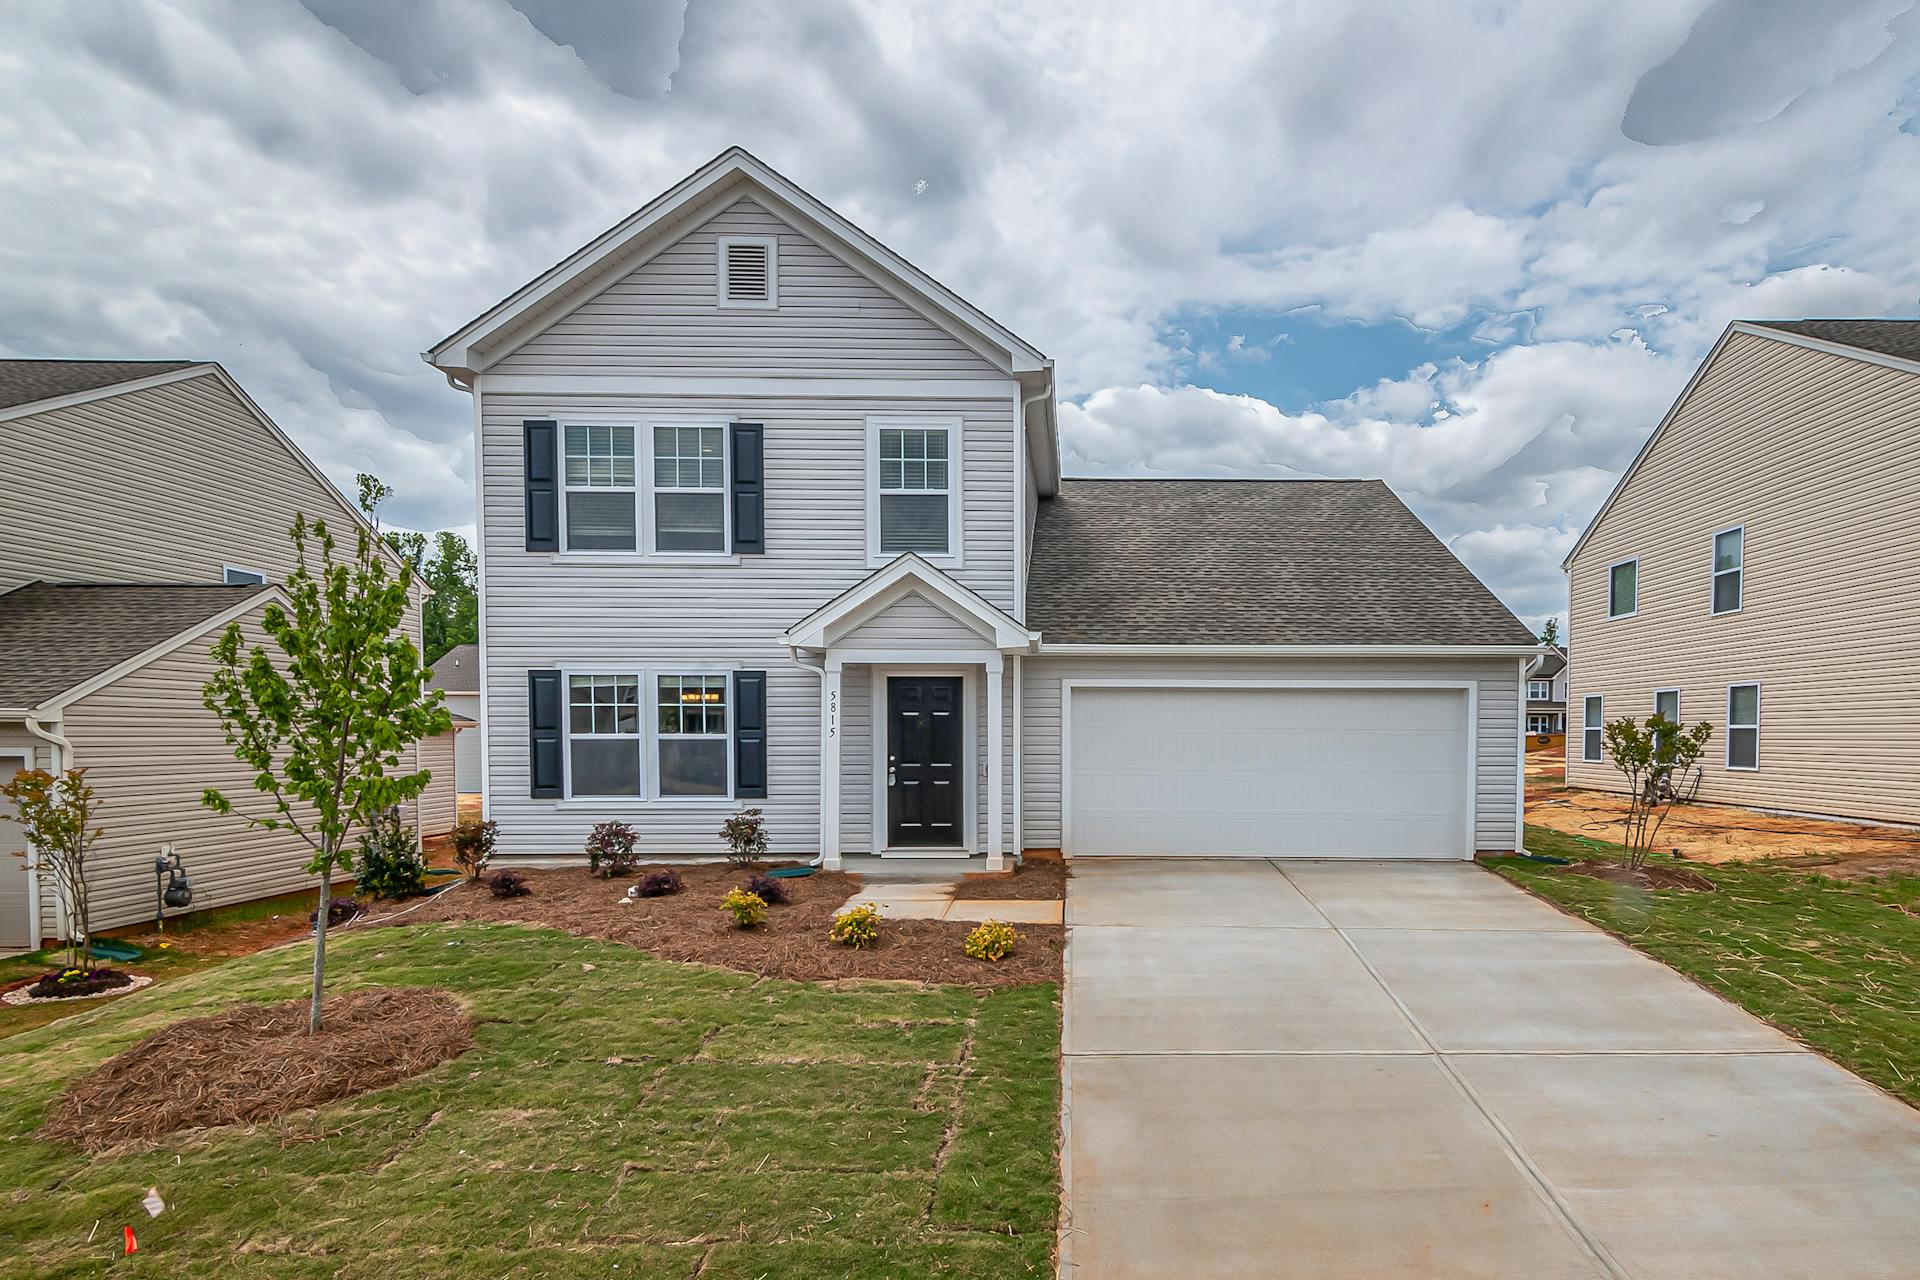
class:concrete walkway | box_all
[1061,859,1920,1279]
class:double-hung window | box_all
[1727,683,1760,770]
[871,418,957,559]
[1527,679,1552,701]
[1608,558,1637,618]
[564,425,638,551]
[657,675,729,796]
[652,425,726,553]
[1712,527,1743,614]
[568,675,642,795]
[1582,695,1604,762]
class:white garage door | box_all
[1067,686,1470,858]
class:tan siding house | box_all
[0,361,426,949]
[1564,321,1920,826]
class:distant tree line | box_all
[387,530,477,664]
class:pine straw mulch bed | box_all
[362,862,1062,986]
[1554,860,1717,892]
[949,858,1067,901]
[40,988,473,1153]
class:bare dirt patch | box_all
[950,859,1066,901]
[41,988,472,1152]
[1529,786,1920,878]
[365,863,1062,986]
[1553,860,1717,892]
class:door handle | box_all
[888,767,897,787]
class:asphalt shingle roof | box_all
[428,643,480,695]
[0,582,267,710]
[0,360,200,412]
[1026,479,1535,647]
[1750,319,1920,365]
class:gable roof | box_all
[424,147,1050,381]
[1533,644,1567,679]
[0,582,274,712]
[1026,479,1536,648]
[781,554,1037,652]
[0,360,198,412]
[428,643,480,695]
[1563,319,1920,570]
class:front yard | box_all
[1,923,1060,1278]
[1492,824,1920,1108]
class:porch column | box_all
[821,656,843,870]
[985,655,1005,871]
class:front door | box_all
[887,677,965,848]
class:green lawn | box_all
[1492,825,1920,1107]
[0,923,1060,1278]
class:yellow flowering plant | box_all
[830,903,881,949]
[963,919,1020,962]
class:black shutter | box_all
[529,670,565,798]
[729,421,764,555]
[733,669,767,799]
[524,420,559,552]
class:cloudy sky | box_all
[4,0,1918,636]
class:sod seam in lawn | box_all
[1493,825,1920,1108]
[0,923,1060,1279]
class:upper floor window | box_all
[1727,683,1760,770]
[1527,679,1552,701]
[652,425,726,553]
[869,417,959,561]
[717,236,777,309]
[563,425,638,551]
[1712,526,1743,614]
[1608,558,1637,618]
[1582,695,1604,762]
[223,565,266,585]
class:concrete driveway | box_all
[1061,859,1920,1279]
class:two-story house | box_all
[0,360,418,950]
[1565,319,1920,825]
[427,149,1538,871]
[1525,643,1568,748]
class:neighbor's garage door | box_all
[1067,686,1470,858]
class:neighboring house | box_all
[0,360,419,950]
[1525,643,1568,748]
[425,148,1537,869]
[1565,319,1920,825]
[418,643,481,836]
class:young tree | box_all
[1538,617,1560,647]
[202,475,450,1032]
[1602,713,1712,870]
[0,768,103,972]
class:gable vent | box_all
[720,237,776,307]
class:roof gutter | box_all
[1035,643,1548,658]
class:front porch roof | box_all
[779,554,1039,652]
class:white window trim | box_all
[1582,694,1605,762]
[560,671,644,802]
[558,662,740,803]
[1527,679,1552,701]
[1606,557,1639,619]
[1527,713,1560,735]
[648,420,732,557]
[716,234,778,310]
[558,422,640,556]
[551,416,740,563]
[866,415,964,568]
[1711,524,1744,616]
[1652,687,1681,721]
[1727,681,1761,772]
[222,564,267,585]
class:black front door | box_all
[887,677,965,847]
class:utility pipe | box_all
[21,715,74,952]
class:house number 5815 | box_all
[827,689,838,739]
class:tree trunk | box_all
[310,871,331,1034]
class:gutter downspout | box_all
[1016,385,1050,615]
[22,714,72,951]
[786,648,829,869]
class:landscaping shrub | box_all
[722,887,767,928]
[24,967,134,1000]
[830,902,881,949]
[309,899,363,929]
[355,810,426,899]
[486,869,530,899]
[745,872,788,905]
[450,817,498,882]
[586,820,639,878]
[718,806,769,866]
[638,869,682,897]
[964,919,1021,962]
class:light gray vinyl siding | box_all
[479,391,1017,857]
[0,373,362,593]
[493,198,1006,380]
[1018,655,1522,853]
[829,592,993,651]
[418,730,458,836]
[51,602,347,936]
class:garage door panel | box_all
[1068,686,1469,859]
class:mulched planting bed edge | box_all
[950,858,1067,901]
[1554,859,1717,892]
